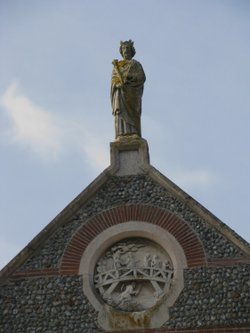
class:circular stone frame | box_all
[79,221,187,330]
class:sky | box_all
[0,0,250,269]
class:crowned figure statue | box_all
[111,40,146,139]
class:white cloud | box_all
[63,119,109,170]
[1,81,63,160]
[80,133,109,170]
[1,81,109,169]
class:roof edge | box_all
[0,164,117,283]
[146,165,250,257]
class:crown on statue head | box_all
[120,39,134,47]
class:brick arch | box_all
[60,205,206,275]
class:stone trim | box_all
[105,327,250,333]
[60,205,206,275]
[207,258,250,267]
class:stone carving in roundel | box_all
[94,238,174,312]
[80,221,186,330]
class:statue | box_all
[111,40,146,139]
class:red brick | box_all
[104,209,116,226]
[82,224,99,239]
[160,215,179,230]
[60,204,208,274]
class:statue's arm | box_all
[126,62,146,86]
[111,68,121,86]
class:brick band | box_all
[60,205,206,275]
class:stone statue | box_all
[111,40,146,139]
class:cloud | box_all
[64,119,109,170]
[80,133,109,169]
[1,81,63,160]
[0,81,109,169]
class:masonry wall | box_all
[1,174,250,332]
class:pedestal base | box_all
[110,136,150,176]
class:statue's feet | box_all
[115,133,141,142]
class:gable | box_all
[1,138,249,332]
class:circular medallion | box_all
[94,238,173,311]
[79,221,187,330]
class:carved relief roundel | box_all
[79,221,187,330]
[94,237,174,312]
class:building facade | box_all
[1,137,250,332]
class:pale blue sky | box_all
[1,0,250,269]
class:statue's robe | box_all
[111,59,146,138]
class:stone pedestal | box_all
[110,136,150,176]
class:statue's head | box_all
[120,40,136,60]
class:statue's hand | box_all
[116,82,123,89]
[112,59,118,66]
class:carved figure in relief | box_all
[163,260,171,271]
[143,253,151,267]
[97,258,108,273]
[113,250,122,270]
[111,40,146,138]
[119,282,138,304]
[151,255,161,269]
[154,289,164,301]
[125,253,135,269]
